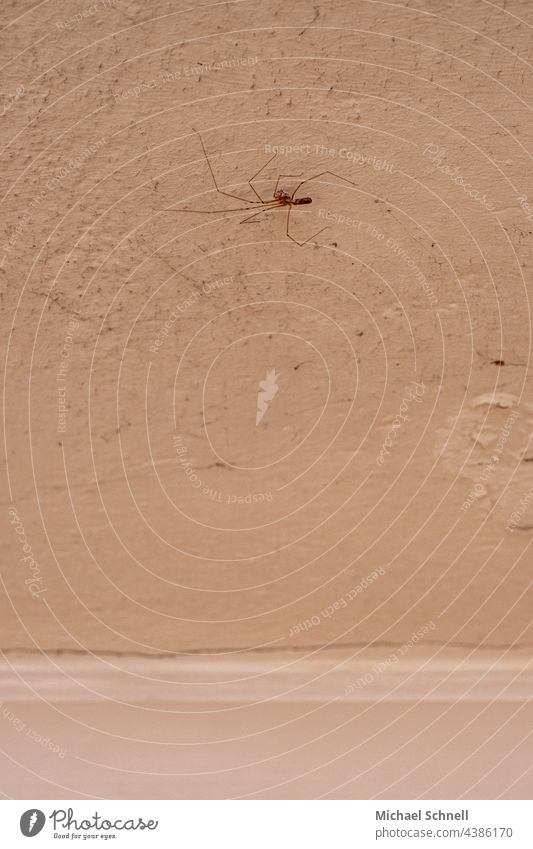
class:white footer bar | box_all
[1,800,532,848]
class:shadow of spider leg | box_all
[240,202,283,224]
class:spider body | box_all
[158,130,356,245]
[273,189,312,206]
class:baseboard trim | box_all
[1,649,532,704]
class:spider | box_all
[158,129,358,245]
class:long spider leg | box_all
[157,203,265,214]
[248,153,278,202]
[240,202,283,223]
[193,127,253,204]
[290,170,357,199]
[274,172,303,196]
[286,204,327,246]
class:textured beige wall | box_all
[2,0,533,656]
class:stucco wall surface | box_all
[2,0,533,655]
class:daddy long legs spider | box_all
[158,129,358,246]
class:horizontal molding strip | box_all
[1,650,532,704]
